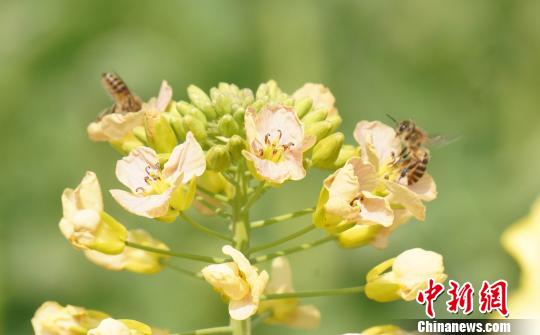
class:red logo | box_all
[416,279,445,319]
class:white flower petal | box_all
[110,189,171,218]
[116,147,159,193]
[385,181,426,221]
[359,192,394,227]
[155,80,173,112]
[162,132,206,185]
[407,173,437,201]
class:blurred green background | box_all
[1,0,539,334]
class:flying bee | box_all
[387,115,455,185]
[98,72,142,119]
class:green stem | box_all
[231,164,251,335]
[174,326,232,335]
[195,196,231,219]
[125,241,226,264]
[197,186,230,203]
[164,262,203,280]
[261,286,365,300]
[241,182,267,212]
[249,224,316,253]
[250,207,315,229]
[250,235,335,264]
[180,213,233,242]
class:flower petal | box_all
[87,111,144,142]
[293,83,336,116]
[116,147,159,193]
[385,181,426,221]
[359,192,394,227]
[243,151,304,184]
[283,304,321,330]
[110,189,171,218]
[162,132,206,185]
[155,80,173,112]
[267,257,294,294]
[353,121,400,164]
[222,245,258,285]
[324,162,360,219]
[407,173,437,201]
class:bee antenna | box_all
[385,113,398,125]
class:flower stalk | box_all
[250,207,315,229]
[249,224,316,253]
[261,285,365,300]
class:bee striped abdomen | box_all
[406,152,429,185]
[101,73,142,115]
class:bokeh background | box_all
[2,0,540,334]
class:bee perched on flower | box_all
[314,120,437,249]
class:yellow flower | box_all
[87,80,172,143]
[110,132,205,221]
[242,105,315,184]
[201,245,269,320]
[87,318,152,335]
[259,257,320,329]
[84,229,169,274]
[365,248,446,302]
[501,197,540,322]
[31,301,109,335]
[59,171,127,254]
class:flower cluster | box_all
[36,77,447,335]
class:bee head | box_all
[397,120,413,135]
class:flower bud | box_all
[301,109,328,125]
[233,108,245,125]
[311,132,344,169]
[337,225,383,249]
[328,114,342,131]
[365,248,447,302]
[168,114,187,141]
[144,109,178,153]
[206,145,231,172]
[294,96,313,118]
[132,126,148,144]
[304,121,332,143]
[217,114,240,137]
[333,144,360,168]
[210,88,233,115]
[227,135,246,160]
[176,101,207,123]
[183,114,207,144]
[187,85,217,120]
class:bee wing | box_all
[426,134,461,150]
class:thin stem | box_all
[174,326,232,335]
[180,213,233,242]
[250,235,335,264]
[164,262,203,280]
[261,286,365,300]
[197,186,230,203]
[125,241,226,264]
[250,208,314,229]
[241,182,267,212]
[195,196,231,219]
[249,224,316,253]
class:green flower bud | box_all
[233,108,245,125]
[206,145,231,172]
[176,101,207,123]
[169,115,187,141]
[294,96,313,118]
[210,88,233,116]
[217,114,240,137]
[227,135,246,160]
[333,144,360,168]
[305,120,332,143]
[328,114,342,132]
[144,109,177,153]
[183,114,207,144]
[302,109,328,125]
[132,126,147,144]
[311,132,344,169]
[187,85,217,120]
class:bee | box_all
[387,115,453,185]
[99,72,142,118]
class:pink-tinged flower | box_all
[259,257,320,329]
[243,105,315,184]
[110,132,205,220]
[201,245,269,320]
[59,171,127,254]
[88,318,152,335]
[87,81,172,142]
